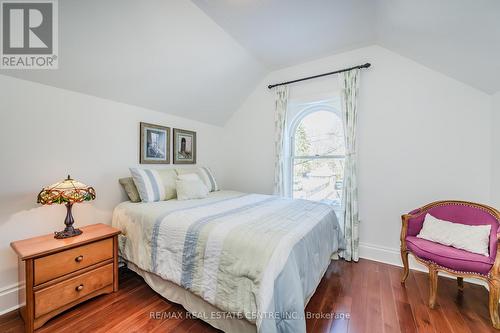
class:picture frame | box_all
[173,128,196,164]
[140,122,170,164]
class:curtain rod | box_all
[267,63,371,89]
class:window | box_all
[290,106,345,213]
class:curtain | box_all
[339,69,361,262]
[273,85,289,196]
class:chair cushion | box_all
[406,236,494,275]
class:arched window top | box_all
[291,106,345,158]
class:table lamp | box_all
[37,175,96,239]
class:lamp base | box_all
[54,227,82,239]
[54,202,83,239]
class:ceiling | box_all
[1,0,265,126]
[2,0,499,126]
[192,0,378,69]
[376,0,500,95]
[193,0,500,94]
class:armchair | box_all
[400,200,500,329]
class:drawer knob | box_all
[75,284,84,292]
[75,255,84,262]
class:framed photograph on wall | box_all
[173,128,196,164]
[140,122,170,164]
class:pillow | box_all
[176,177,209,200]
[156,168,178,200]
[129,168,165,202]
[177,167,219,192]
[177,173,201,181]
[417,214,491,256]
[119,177,141,202]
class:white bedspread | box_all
[112,191,344,333]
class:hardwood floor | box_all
[0,259,497,332]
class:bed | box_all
[112,190,344,333]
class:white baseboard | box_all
[0,244,489,315]
[359,241,431,273]
[0,282,23,316]
[359,242,405,268]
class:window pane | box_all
[292,158,344,211]
[294,111,344,156]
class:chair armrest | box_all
[400,207,429,253]
[402,210,427,237]
[400,214,411,251]
[491,235,500,277]
[400,211,423,249]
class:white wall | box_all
[0,75,226,314]
[493,92,500,207]
[223,45,493,264]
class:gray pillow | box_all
[119,177,141,202]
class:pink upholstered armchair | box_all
[400,200,500,328]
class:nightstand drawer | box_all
[34,263,113,318]
[34,238,113,285]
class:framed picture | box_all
[173,128,196,164]
[140,122,170,164]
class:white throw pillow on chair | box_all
[417,214,491,256]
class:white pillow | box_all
[199,167,219,192]
[177,173,201,181]
[177,167,219,192]
[176,178,209,200]
[129,168,165,202]
[156,169,178,200]
[417,214,491,256]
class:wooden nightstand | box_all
[10,223,121,333]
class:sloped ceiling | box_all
[376,0,500,94]
[1,0,266,126]
[192,0,378,69]
[2,1,499,126]
[193,0,500,94]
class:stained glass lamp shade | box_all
[37,175,96,239]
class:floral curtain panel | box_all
[339,69,360,262]
[273,85,289,196]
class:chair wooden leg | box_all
[488,279,500,329]
[401,250,409,285]
[457,277,464,293]
[428,265,438,309]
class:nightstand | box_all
[10,223,121,333]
